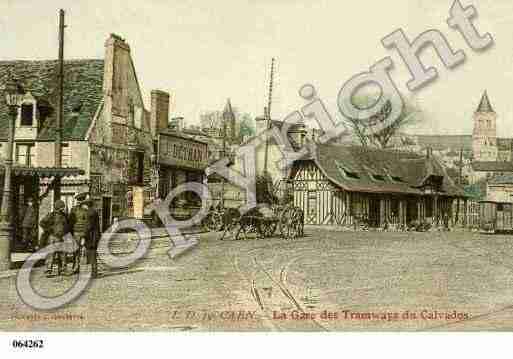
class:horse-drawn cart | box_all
[217,203,304,240]
[204,174,304,240]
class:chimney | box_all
[426,147,433,159]
[103,33,131,97]
[169,117,184,132]
[150,90,170,136]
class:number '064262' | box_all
[11,339,44,349]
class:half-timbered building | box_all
[290,144,466,228]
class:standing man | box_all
[68,192,89,275]
[69,192,101,277]
[21,198,36,251]
[84,196,101,278]
[39,199,69,277]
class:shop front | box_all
[0,166,85,254]
[157,132,208,221]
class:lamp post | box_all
[0,78,23,271]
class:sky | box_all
[1,0,513,136]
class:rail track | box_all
[229,235,333,331]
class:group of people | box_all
[39,192,101,278]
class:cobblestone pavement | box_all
[2,228,513,331]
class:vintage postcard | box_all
[1,1,513,348]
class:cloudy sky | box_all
[1,0,512,135]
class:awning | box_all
[3,166,85,179]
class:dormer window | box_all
[364,165,386,182]
[383,168,404,183]
[335,160,359,179]
[371,174,386,181]
[72,102,82,114]
[21,103,34,126]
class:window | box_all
[364,166,385,182]
[61,193,76,213]
[425,199,433,217]
[21,104,34,126]
[61,143,71,167]
[16,143,35,166]
[72,102,82,113]
[90,174,102,196]
[335,160,359,179]
[136,152,144,184]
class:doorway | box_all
[306,191,318,224]
[369,197,381,228]
[102,197,112,232]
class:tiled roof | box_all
[472,161,513,172]
[312,144,465,197]
[0,59,104,141]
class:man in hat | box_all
[84,196,101,278]
[39,199,70,277]
[68,192,90,275]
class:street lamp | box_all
[0,77,23,271]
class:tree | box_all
[342,92,422,149]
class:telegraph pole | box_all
[456,147,464,225]
[221,104,227,208]
[263,58,275,176]
[54,9,65,200]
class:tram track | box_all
[228,234,334,331]
[229,229,513,331]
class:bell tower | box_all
[472,90,497,161]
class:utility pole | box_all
[54,9,65,201]
[263,58,275,176]
[221,104,227,209]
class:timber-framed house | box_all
[290,144,467,228]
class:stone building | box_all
[156,129,208,215]
[472,91,499,162]
[199,100,241,145]
[0,34,157,232]
[487,174,513,203]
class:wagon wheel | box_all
[258,219,278,238]
[205,210,224,231]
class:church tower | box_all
[472,91,497,161]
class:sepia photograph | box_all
[0,0,512,357]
